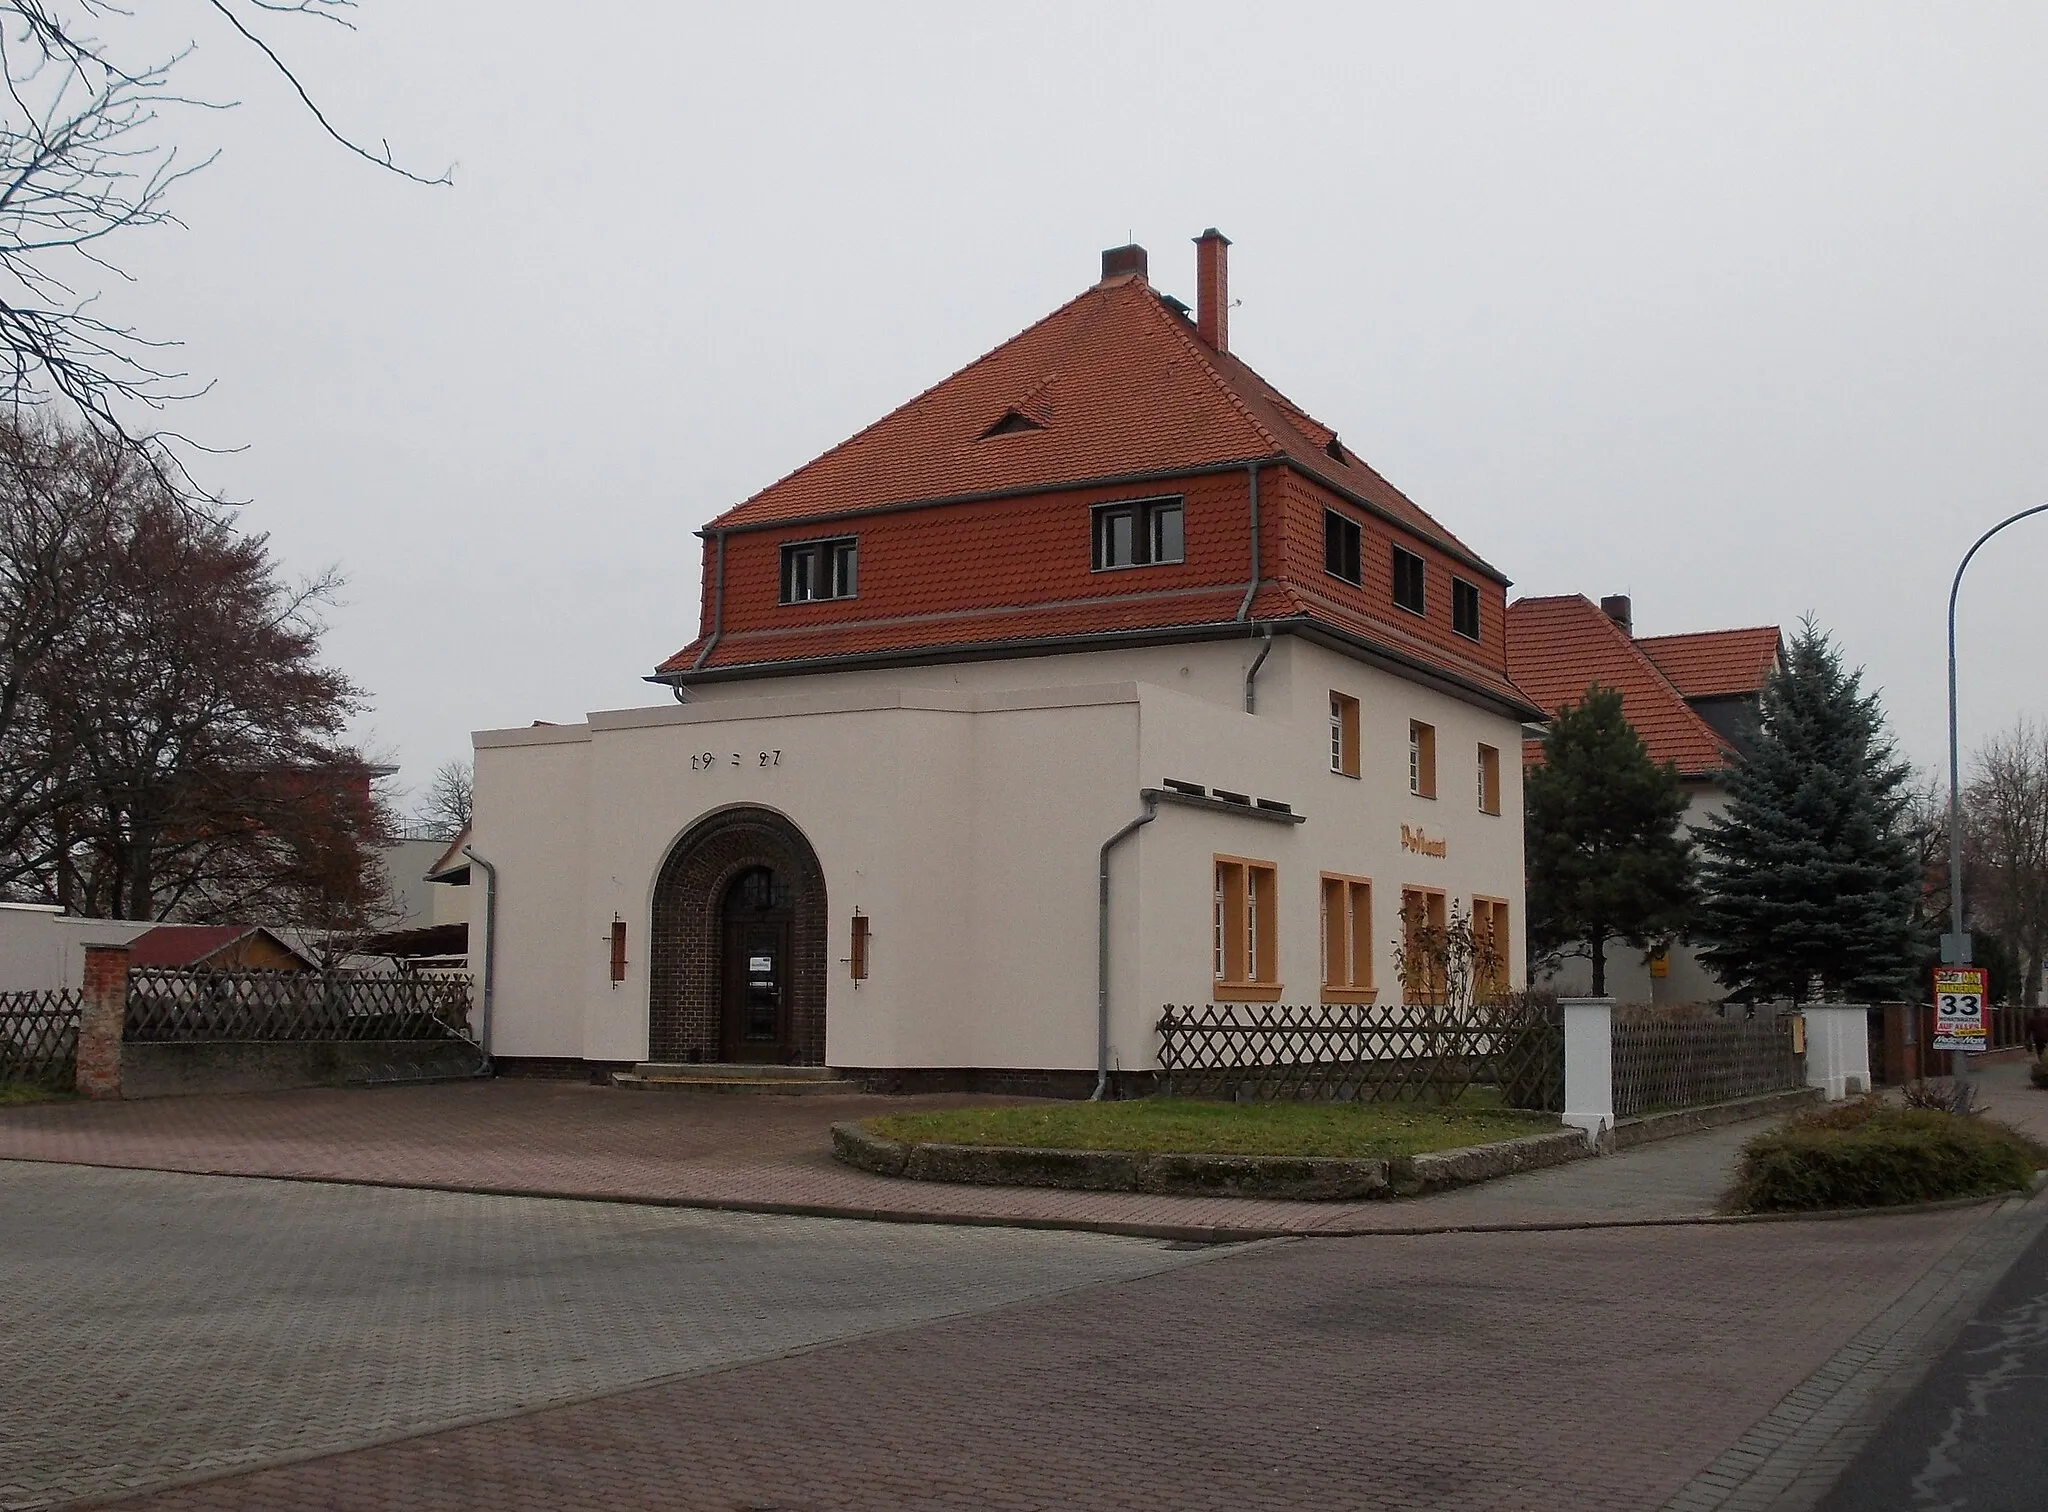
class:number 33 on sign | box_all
[1932,966,1989,1052]
[690,751,781,771]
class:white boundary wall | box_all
[0,904,153,992]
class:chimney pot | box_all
[1194,228,1231,352]
[1100,243,1148,283]
[1600,595,1633,636]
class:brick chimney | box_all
[1100,243,1148,283]
[1194,228,1230,352]
[1600,595,1633,636]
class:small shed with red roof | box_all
[126,925,316,973]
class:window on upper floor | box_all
[780,537,858,603]
[1324,510,1362,585]
[1452,577,1481,640]
[1092,497,1183,570]
[1329,692,1361,779]
[1392,546,1426,615]
[1477,743,1501,815]
[1409,720,1437,799]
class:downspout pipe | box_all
[461,845,498,1070]
[1244,621,1273,714]
[688,528,729,675]
[1094,793,1160,1100]
[1235,462,1261,621]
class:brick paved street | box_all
[96,1202,1992,1512]
[0,1162,1220,1510]
[0,1076,1774,1237]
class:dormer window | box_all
[780,537,857,603]
[1392,546,1426,615]
[980,409,1044,438]
[1092,497,1183,570]
[1324,510,1362,585]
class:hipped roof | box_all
[703,271,1500,581]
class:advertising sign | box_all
[1932,966,1990,1052]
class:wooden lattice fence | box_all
[1610,1017,1801,1118]
[1157,1000,1563,1109]
[124,968,474,1044]
[0,988,83,1085]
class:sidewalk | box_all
[17,1064,2028,1239]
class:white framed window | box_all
[780,537,857,603]
[1329,692,1360,778]
[1092,497,1184,570]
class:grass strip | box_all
[865,1095,1559,1160]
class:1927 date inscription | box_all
[691,750,782,771]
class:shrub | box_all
[1901,1077,1980,1116]
[1726,1097,2046,1212]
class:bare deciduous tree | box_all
[414,758,471,836]
[0,2,446,480]
[1,413,388,926]
[1965,721,2048,1008]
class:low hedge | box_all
[1726,1098,2047,1213]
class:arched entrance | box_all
[648,807,827,1065]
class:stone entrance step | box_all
[612,1062,861,1095]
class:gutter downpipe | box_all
[1244,621,1273,714]
[684,528,729,684]
[1095,793,1161,1101]
[1235,462,1261,621]
[461,845,498,1069]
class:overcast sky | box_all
[104,2,2048,807]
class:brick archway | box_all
[648,806,828,1065]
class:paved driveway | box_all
[0,1077,1775,1236]
[15,1172,1994,1512]
[0,1161,1219,1510]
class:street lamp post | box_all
[1945,504,2048,1078]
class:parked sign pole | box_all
[1945,504,2048,1085]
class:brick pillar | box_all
[75,944,128,1099]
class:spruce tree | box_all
[1693,621,1921,1002]
[1525,685,1695,996]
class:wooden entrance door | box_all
[719,868,793,1062]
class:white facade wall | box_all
[0,903,155,993]
[469,638,1528,1072]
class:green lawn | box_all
[0,1081,70,1108]
[864,1095,1559,1160]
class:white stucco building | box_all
[470,234,1540,1089]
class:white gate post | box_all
[1802,1004,1871,1101]
[1562,997,1615,1148]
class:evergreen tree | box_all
[1693,620,1921,1002]
[1525,685,1695,996]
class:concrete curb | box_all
[830,1121,1599,1202]
[0,1150,2025,1246]
[1612,1086,1823,1150]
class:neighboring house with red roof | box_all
[470,233,1539,1086]
[126,924,316,973]
[1507,593,1782,1004]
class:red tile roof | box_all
[1635,627,1782,699]
[707,272,1494,574]
[126,925,313,970]
[1506,596,1735,777]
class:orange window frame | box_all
[1213,855,1282,1000]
